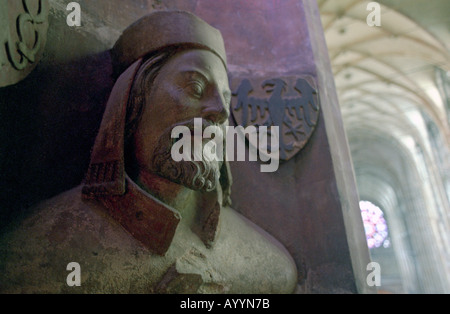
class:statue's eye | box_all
[187,81,205,99]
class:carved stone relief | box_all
[0,0,49,87]
[231,76,320,161]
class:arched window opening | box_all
[360,200,390,249]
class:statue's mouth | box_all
[151,118,223,193]
[170,118,225,162]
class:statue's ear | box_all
[219,161,233,207]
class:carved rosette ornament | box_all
[0,0,49,87]
[231,76,320,161]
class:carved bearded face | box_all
[131,49,231,192]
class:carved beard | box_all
[150,119,223,193]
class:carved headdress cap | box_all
[111,10,227,78]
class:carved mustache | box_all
[150,118,223,192]
[170,118,224,146]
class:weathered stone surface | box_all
[0,186,298,294]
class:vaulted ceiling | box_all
[318,0,450,293]
[319,0,449,146]
[318,0,450,205]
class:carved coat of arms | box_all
[0,0,49,87]
[230,76,320,161]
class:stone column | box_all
[181,0,375,293]
[302,0,376,294]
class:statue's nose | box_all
[202,98,229,125]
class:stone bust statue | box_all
[0,11,297,294]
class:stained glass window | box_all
[360,200,390,249]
